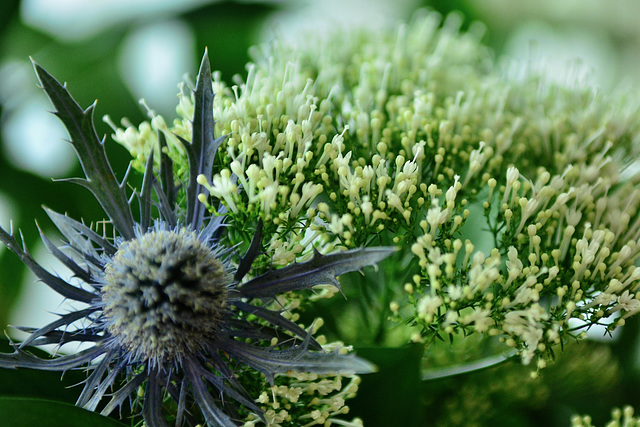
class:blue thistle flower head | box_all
[0,51,395,426]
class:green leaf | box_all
[0,397,127,427]
[349,344,425,427]
[0,366,82,403]
[0,339,87,404]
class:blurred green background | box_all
[1,1,640,426]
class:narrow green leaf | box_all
[0,397,127,427]
[0,340,85,403]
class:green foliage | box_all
[350,345,425,427]
[0,397,127,427]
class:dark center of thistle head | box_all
[101,227,229,363]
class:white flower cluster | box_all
[108,9,640,370]
[234,295,364,427]
[243,373,362,427]
[408,157,640,364]
[572,406,640,427]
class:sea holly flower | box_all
[0,52,394,426]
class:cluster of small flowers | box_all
[107,57,333,271]
[242,373,362,427]
[231,294,363,427]
[108,9,640,369]
[107,11,497,254]
[572,406,640,427]
[407,157,640,365]
[226,285,363,427]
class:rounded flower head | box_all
[0,53,394,426]
[101,227,230,364]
